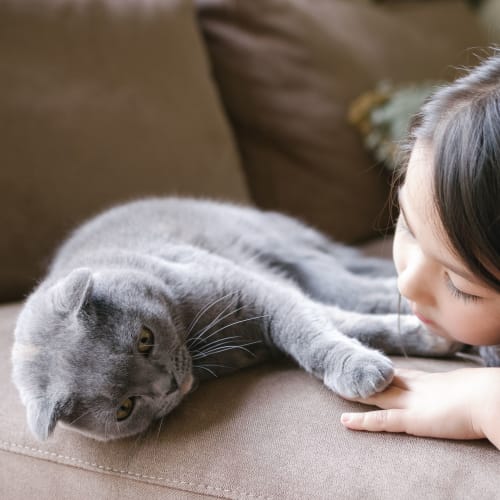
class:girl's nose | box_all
[397,250,435,306]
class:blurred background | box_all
[0,0,497,302]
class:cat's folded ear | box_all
[27,397,69,441]
[50,268,93,315]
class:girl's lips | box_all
[414,311,435,326]
[410,302,436,326]
[410,302,455,341]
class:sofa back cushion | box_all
[0,0,249,302]
[197,0,488,243]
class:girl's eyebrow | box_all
[397,187,481,286]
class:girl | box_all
[341,53,500,448]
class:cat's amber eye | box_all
[116,397,135,421]
[137,327,155,354]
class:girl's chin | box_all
[418,319,455,342]
[424,323,479,346]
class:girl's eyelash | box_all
[444,273,480,303]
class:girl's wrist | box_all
[472,369,500,449]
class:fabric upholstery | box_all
[0,0,249,302]
[197,0,487,243]
[0,301,498,500]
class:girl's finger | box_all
[341,409,409,433]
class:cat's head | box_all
[12,267,193,441]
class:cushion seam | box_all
[0,439,273,500]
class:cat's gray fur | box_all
[12,197,459,441]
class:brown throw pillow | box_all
[0,0,249,302]
[197,0,487,243]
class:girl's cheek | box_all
[436,306,492,345]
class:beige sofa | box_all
[1,1,498,498]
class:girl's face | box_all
[393,141,500,345]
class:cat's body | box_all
[12,197,458,441]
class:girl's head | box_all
[393,54,500,345]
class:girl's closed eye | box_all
[396,210,483,304]
[444,272,481,304]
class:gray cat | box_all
[12,197,458,441]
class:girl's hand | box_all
[340,367,500,448]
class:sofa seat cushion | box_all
[1,301,499,499]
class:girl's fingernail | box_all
[341,413,352,424]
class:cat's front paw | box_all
[324,349,394,399]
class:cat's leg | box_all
[325,305,462,357]
[275,253,409,315]
[325,244,397,278]
[264,212,397,277]
[345,275,413,315]
[178,258,395,399]
[251,287,396,399]
[259,237,408,314]
[342,255,397,278]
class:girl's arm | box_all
[340,367,500,449]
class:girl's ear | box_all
[26,397,68,441]
[50,268,93,314]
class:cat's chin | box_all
[180,373,195,395]
[59,416,155,442]
[57,421,121,442]
[60,422,158,442]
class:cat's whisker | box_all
[193,362,234,371]
[187,300,235,348]
[190,335,243,353]
[131,427,147,456]
[192,340,262,360]
[193,348,234,360]
[187,301,243,348]
[194,362,233,367]
[104,415,111,442]
[190,342,250,359]
[68,409,93,426]
[194,365,218,377]
[189,337,244,357]
[190,307,247,348]
[195,315,269,346]
[156,415,165,442]
[186,291,236,338]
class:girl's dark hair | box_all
[401,53,500,292]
